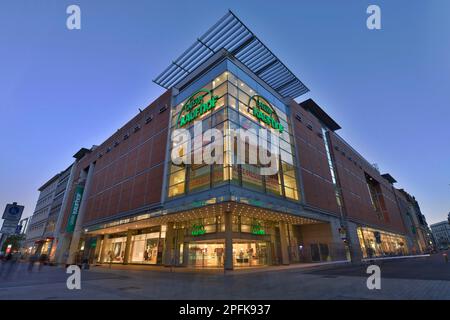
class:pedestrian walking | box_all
[28,253,37,272]
[38,253,48,271]
[63,251,69,268]
[108,251,114,268]
[1,252,16,278]
[3,252,20,279]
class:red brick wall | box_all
[328,133,407,234]
[60,90,171,231]
[290,101,340,216]
[291,100,407,235]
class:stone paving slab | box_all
[0,254,449,300]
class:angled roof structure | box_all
[154,10,309,99]
[300,99,341,131]
[381,173,397,184]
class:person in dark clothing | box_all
[38,254,48,271]
[28,254,38,272]
[0,253,12,277]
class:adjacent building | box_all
[17,217,30,235]
[393,188,434,253]
[24,165,74,260]
[430,220,450,249]
[53,11,429,269]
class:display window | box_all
[233,242,268,267]
[130,232,161,264]
[357,227,408,258]
[103,236,127,263]
[188,243,225,267]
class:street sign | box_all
[1,222,18,235]
[15,224,22,234]
[0,225,17,235]
[2,203,24,222]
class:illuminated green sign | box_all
[191,223,206,236]
[177,89,219,128]
[249,95,284,133]
[251,222,265,235]
[66,185,84,233]
[176,88,283,134]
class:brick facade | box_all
[60,90,171,230]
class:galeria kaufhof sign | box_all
[177,89,219,128]
[177,89,284,133]
[248,95,284,133]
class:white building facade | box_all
[430,220,450,249]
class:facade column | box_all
[53,162,77,265]
[269,225,277,264]
[173,230,183,265]
[224,210,233,270]
[329,218,349,261]
[183,241,189,267]
[54,234,72,266]
[346,222,363,262]
[279,222,290,265]
[93,235,102,264]
[123,230,133,265]
[67,162,96,265]
[99,234,110,263]
[163,222,175,266]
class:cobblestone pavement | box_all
[0,252,449,300]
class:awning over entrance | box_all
[86,202,322,236]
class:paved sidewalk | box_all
[0,253,448,299]
[90,259,351,275]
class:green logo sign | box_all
[249,95,284,133]
[66,185,84,233]
[251,222,265,235]
[177,89,219,128]
[191,223,206,236]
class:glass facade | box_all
[174,214,274,237]
[167,70,300,201]
[80,59,415,270]
[322,127,343,208]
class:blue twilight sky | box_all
[0,0,449,227]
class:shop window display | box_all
[103,236,127,263]
[188,243,225,267]
[357,227,408,258]
[233,242,268,267]
[130,232,161,264]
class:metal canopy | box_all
[153,10,309,99]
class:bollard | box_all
[443,253,448,263]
